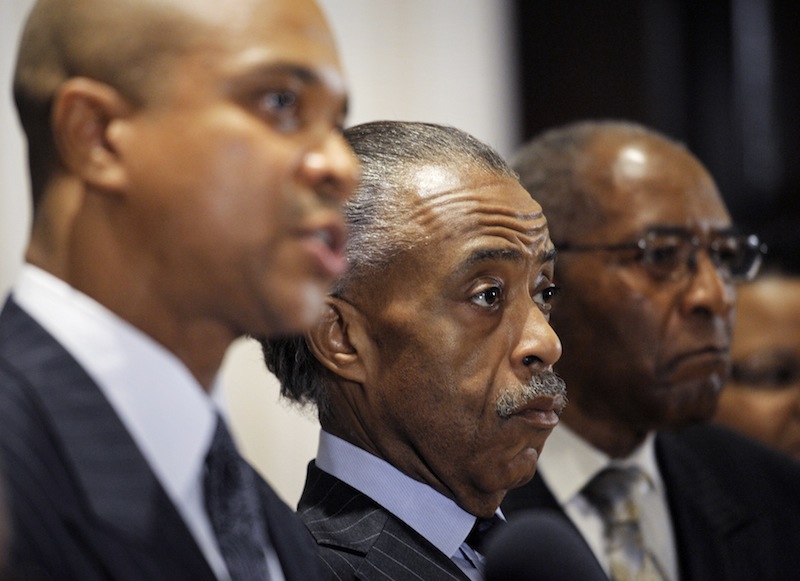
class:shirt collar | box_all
[537,423,662,502]
[13,264,218,507]
[316,430,486,558]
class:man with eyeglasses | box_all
[501,120,800,581]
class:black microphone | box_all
[485,510,607,581]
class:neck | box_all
[27,187,235,392]
[322,399,502,519]
[560,405,650,459]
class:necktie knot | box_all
[582,466,665,581]
[466,514,504,555]
[583,466,646,525]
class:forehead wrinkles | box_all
[407,186,548,247]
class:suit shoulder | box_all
[298,465,389,555]
[658,423,800,505]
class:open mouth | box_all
[301,220,348,277]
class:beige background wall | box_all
[1,0,518,507]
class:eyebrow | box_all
[541,247,557,264]
[646,225,740,237]
[457,246,557,274]
[242,62,350,117]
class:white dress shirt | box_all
[12,264,283,581]
[537,423,679,581]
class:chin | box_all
[503,450,540,489]
[663,379,721,426]
[281,283,328,333]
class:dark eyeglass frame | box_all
[555,228,766,283]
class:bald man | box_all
[0,0,357,579]
[501,120,800,581]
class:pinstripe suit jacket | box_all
[297,462,472,581]
[501,424,800,581]
[0,297,322,581]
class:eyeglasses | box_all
[556,229,766,283]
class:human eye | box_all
[470,284,504,308]
[533,285,561,314]
[257,89,301,132]
[641,234,686,279]
[710,236,745,272]
[731,356,799,390]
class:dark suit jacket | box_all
[0,297,322,580]
[297,461,471,581]
[501,423,800,581]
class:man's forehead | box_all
[408,165,538,209]
[394,163,547,249]
[409,165,468,199]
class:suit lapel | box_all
[360,516,467,581]
[299,462,468,581]
[656,430,762,581]
[0,298,214,579]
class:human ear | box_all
[305,297,369,384]
[51,77,132,194]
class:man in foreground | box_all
[502,120,800,581]
[262,120,567,580]
[0,0,357,578]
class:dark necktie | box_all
[582,466,666,581]
[204,415,271,580]
[466,514,505,555]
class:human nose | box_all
[513,305,563,375]
[301,131,360,203]
[680,248,736,317]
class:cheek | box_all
[718,389,789,441]
[753,392,800,436]
[375,333,487,439]
[143,111,296,221]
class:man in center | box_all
[261,120,566,580]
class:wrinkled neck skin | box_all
[321,390,502,518]
[26,182,232,392]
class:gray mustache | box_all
[496,371,567,419]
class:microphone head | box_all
[485,510,607,581]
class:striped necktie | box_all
[583,467,666,581]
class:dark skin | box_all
[549,132,736,458]
[306,166,566,517]
[22,0,358,391]
[713,275,800,461]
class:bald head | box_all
[511,120,701,245]
[14,0,333,206]
[16,1,184,200]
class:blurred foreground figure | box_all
[501,120,800,581]
[0,473,9,581]
[0,0,357,579]
[262,121,567,580]
[714,271,800,461]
